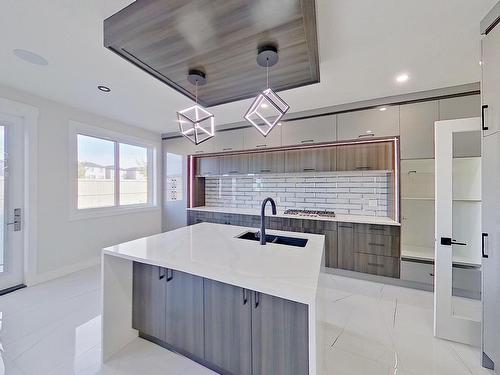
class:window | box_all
[71,122,157,217]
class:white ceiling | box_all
[0,0,496,134]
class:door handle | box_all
[254,291,260,308]
[440,237,466,246]
[166,268,173,282]
[482,233,489,258]
[482,105,489,131]
[242,288,248,305]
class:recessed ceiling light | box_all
[98,85,111,93]
[13,49,48,66]
[379,107,387,111]
[396,73,409,83]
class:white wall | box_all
[0,84,162,284]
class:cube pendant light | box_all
[177,69,215,145]
[244,45,290,137]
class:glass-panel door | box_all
[434,117,482,346]
[0,114,25,291]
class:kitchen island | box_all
[101,222,325,375]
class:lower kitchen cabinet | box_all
[251,292,309,375]
[337,223,355,271]
[353,253,400,278]
[204,279,252,375]
[132,262,167,341]
[164,270,204,359]
[324,230,338,268]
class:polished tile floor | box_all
[0,266,492,375]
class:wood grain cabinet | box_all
[243,126,282,149]
[324,229,338,268]
[336,142,393,171]
[204,279,252,375]
[164,137,214,155]
[281,115,336,146]
[164,270,204,360]
[213,129,244,153]
[337,223,355,271]
[196,157,220,176]
[220,154,249,175]
[132,262,167,341]
[284,147,336,173]
[337,106,399,140]
[251,292,309,375]
[248,151,285,174]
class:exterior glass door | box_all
[434,117,482,346]
[0,114,25,291]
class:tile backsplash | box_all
[204,171,392,217]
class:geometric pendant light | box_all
[177,69,215,145]
[244,45,290,137]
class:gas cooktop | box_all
[283,209,336,218]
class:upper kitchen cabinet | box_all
[336,142,393,171]
[439,95,481,157]
[285,147,336,173]
[243,126,282,150]
[281,115,336,146]
[482,24,500,137]
[196,157,220,176]
[248,151,285,174]
[337,106,399,141]
[212,129,244,153]
[220,153,249,175]
[164,136,214,155]
[400,101,439,159]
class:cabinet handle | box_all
[229,171,239,174]
[429,273,434,277]
[407,170,417,175]
[482,233,489,258]
[358,133,375,138]
[256,144,267,148]
[482,105,489,131]
[254,291,260,308]
[222,147,233,151]
[368,262,384,268]
[242,289,248,305]
[303,168,316,171]
[166,268,173,282]
[260,169,271,173]
[159,267,165,280]
[368,226,385,231]
[300,139,314,143]
[355,166,371,170]
[368,242,386,247]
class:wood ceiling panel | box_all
[104,0,319,107]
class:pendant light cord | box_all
[266,58,269,89]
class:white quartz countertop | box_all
[103,222,325,304]
[187,206,401,226]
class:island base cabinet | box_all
[164,270,204,360]
[132,262,167,341]
[203,279,252,375]
[251,292,309,375]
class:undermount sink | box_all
[236,231,308,248]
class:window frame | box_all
[69,121,159,220]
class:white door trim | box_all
[434,116,481,346]
[0,97,38,286]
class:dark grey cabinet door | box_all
[284,147,336,173]
[251,292,309,375]
[248,151,285,174]
[204,279,252,375]
[165,270,205,360]
[337,223,355,271]
[132,262,167,341]
[220,154,249,175]
[324,230,338,268]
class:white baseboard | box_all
[25,256,100,286]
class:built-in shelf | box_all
[401,245,481,268]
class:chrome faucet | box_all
[260,197,277,245]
